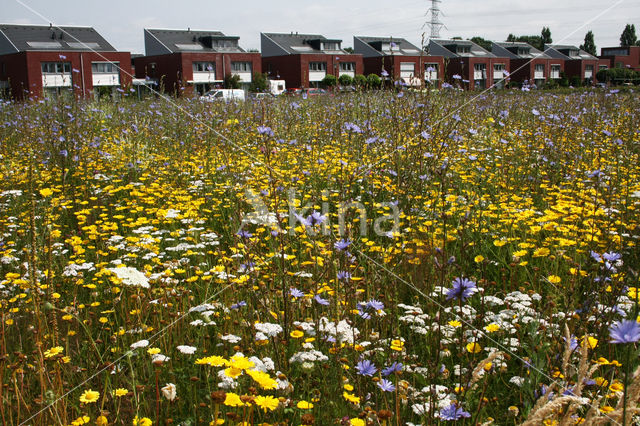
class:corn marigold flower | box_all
[297,400,314,409]
[132,416,152,426]
[79,389,100,404]
[254,395,279,412]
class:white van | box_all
[200,89,245,102]
[269,80,286,95]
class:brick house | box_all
[491,41,564,87]
[544,44,607,84]
[261,32,363,89]
[133,28,261,96]
[428,39,510,89]
[0,24,132,100]
[354,36,444,87]
[599,46,640,72]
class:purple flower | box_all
[257,126,274,137]
[314,294,330,305]
[439,403,471,421]
[236,230,252,238]
[231,301,247,309]
[343,122,363,134]
[603,252,622,262]
[334,239,352,251]
[297,211,326,227]
[377,379,395,392]
[446,277,477,302]
[366,299,384,311]
[290,288,304,298]
[381,69,389,77]
[355,359,376,376]
[382,362,403,376]
[609,320,640,344]
[337,271,351,281]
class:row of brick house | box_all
[1,23,639,100]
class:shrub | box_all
[353,74,367,89]
[321,74,338,88]
[366,74,382,89]
[338,74,353,87]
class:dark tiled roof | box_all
[0,24,116,53]
[356,36,424,56]
[262,33,345,54]
[493,42,551,59]
[146,28,244,53]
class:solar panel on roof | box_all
[27,41,62,48]
[67,42,101,49]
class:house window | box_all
[457,46,471,54]
[309,62,327,71]
[41,62,71,74]
[193,62,215,72]
[322,42,338,50]
[584,65,594,79]
[517,48,530,56]
[493,63,505,71]
[551,64,561,78]
[231,62,252,72]
[92,62,119,73]
[339,62,355,72]
[534,64,544,72]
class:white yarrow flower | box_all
[109,267,150,288]
[176,345,197,355]
[130,339,149,349]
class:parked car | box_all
[249,92,275,100]
[305,88,328,96]
[200,89,245,102]
[285,88,303,96]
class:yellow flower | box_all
[147,347,161,355]
[350,419,365,426]
[39,188,54,197]
[254,395,279,412]
[44,346,64,358]
[133,416,152,426]
[343,391,360,404]
[466,342,482,353]
[297,400,314,409]
[246,369,278,390]
[484,323,500,333]
[223,392,244,407]
[290,330,304,339]
[448,320,462,328]
[113,388,129,397]
[343,383,354,391]
[229,355,254,370]
[582,336,598,349]
[533,247,550,257]
[195,355,227,366]
[547,275,561,284]
[79,389,100,404]
[96,415,108,426]
[71,415,91,425]
[474,255,485,263]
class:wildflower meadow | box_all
[1,88,640,425]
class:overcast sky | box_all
[4,0,639,54]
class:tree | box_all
[580,31,597,56]
[620,24,637,47]
[506,34,517,42]
[343,47,354,54]
[470,37,492,51]
[541,27,552,46]
[249,72,268,93]
[223,74,241,89]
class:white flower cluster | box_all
[255,322,283,338]
[318,317,359,344]
[108,266,150,288]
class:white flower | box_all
[109,266,150,288]
[130,339,149,349]
[254,322,283,337]
[176,345,197,355]
[161,383,177,401]
[152,354,170,363]
[221,334,242,344]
